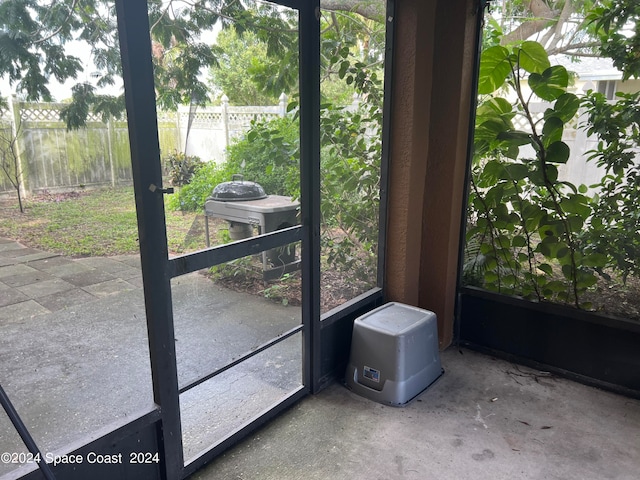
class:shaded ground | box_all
[0,242,303,476]
[582,274,640,321]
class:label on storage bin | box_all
[363,366,380,383]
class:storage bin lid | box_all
[357,302,435,335]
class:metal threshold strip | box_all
[177,324,303,395]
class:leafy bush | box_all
[217,50,384,285]
[320,104,381,283]
[467,38,640,313]
[224,102,382,284]
[166,161,233,211]
[579,90,640,283]
[164,150,204,187]
[226,115,299,196]
[467,41,600,308]
[166,116,298,212]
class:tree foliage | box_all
[579,90,640,282]
[0,0,387,129]
[468,27,640,314]
[470,41,599,308]
[493,0,601,55]
[203,9,386,284]
[208,28,281,105]
[586,0,640,79]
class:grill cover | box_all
[209,174,267,202]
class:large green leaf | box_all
[485,185,505,207]
[478,160,506,187]
[497,130,532,146]
[477,97,514,118]
[561,194,592,218]
[529,66,569,101]
[478,46,511,94]
[542,116,564,147]
[475,118,508,143]
[518,41,551,74]
[545,163,559,182]
[582,253,608,268]
[553,93,580,123]
[512,235,527,248]
[545,141,570,164]
[504,163,529,181]
[538,263,553,275]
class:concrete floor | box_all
[0,238,302,478]
[2,238,640,480]
[190,348,640,480]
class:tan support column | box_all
[385,0,479,348]
[385,0,436,306]
[419,0,477,347]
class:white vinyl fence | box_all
[178,93,288,163]
[0,95,288,197]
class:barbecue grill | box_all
[204,175,300,280]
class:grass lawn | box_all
[0,187,209,256]
[0,186,373,312]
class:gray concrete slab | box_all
[35,288,98,312]
[0,258,17,267]
[80,278,136,297]
[122,275,144,288]
[0,270,55,288]
[15,278,75,298]
[0,300,50,321]
[1,239,638,480]
[0,288,29,307]
[73,256,139,274]
[15,251,59,263]
[40,262,93,277]
[0,248,42,258]
[59,270,116,287]
[190,348,640,480]
[109,255,141,269]
[24,256,73,270]
[0,264,38,279]
[0,268,303,478]
[0,246,140,324]
[0,242,25,253]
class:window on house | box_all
[597,80,617,100]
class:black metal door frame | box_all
[114,0,320,478]
[0,1,397,478]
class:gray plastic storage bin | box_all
[345,302,443,406]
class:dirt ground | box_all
[208,259,372,314]
[582,275,640,322]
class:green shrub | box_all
[466,41,599,308]
[166,116,298,212]
[164,150,203,186]
[166,161,233,211]
[226,116,299,196]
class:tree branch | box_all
[320,0,385,23]
[31,0,79,45]
[501,0,557,45]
